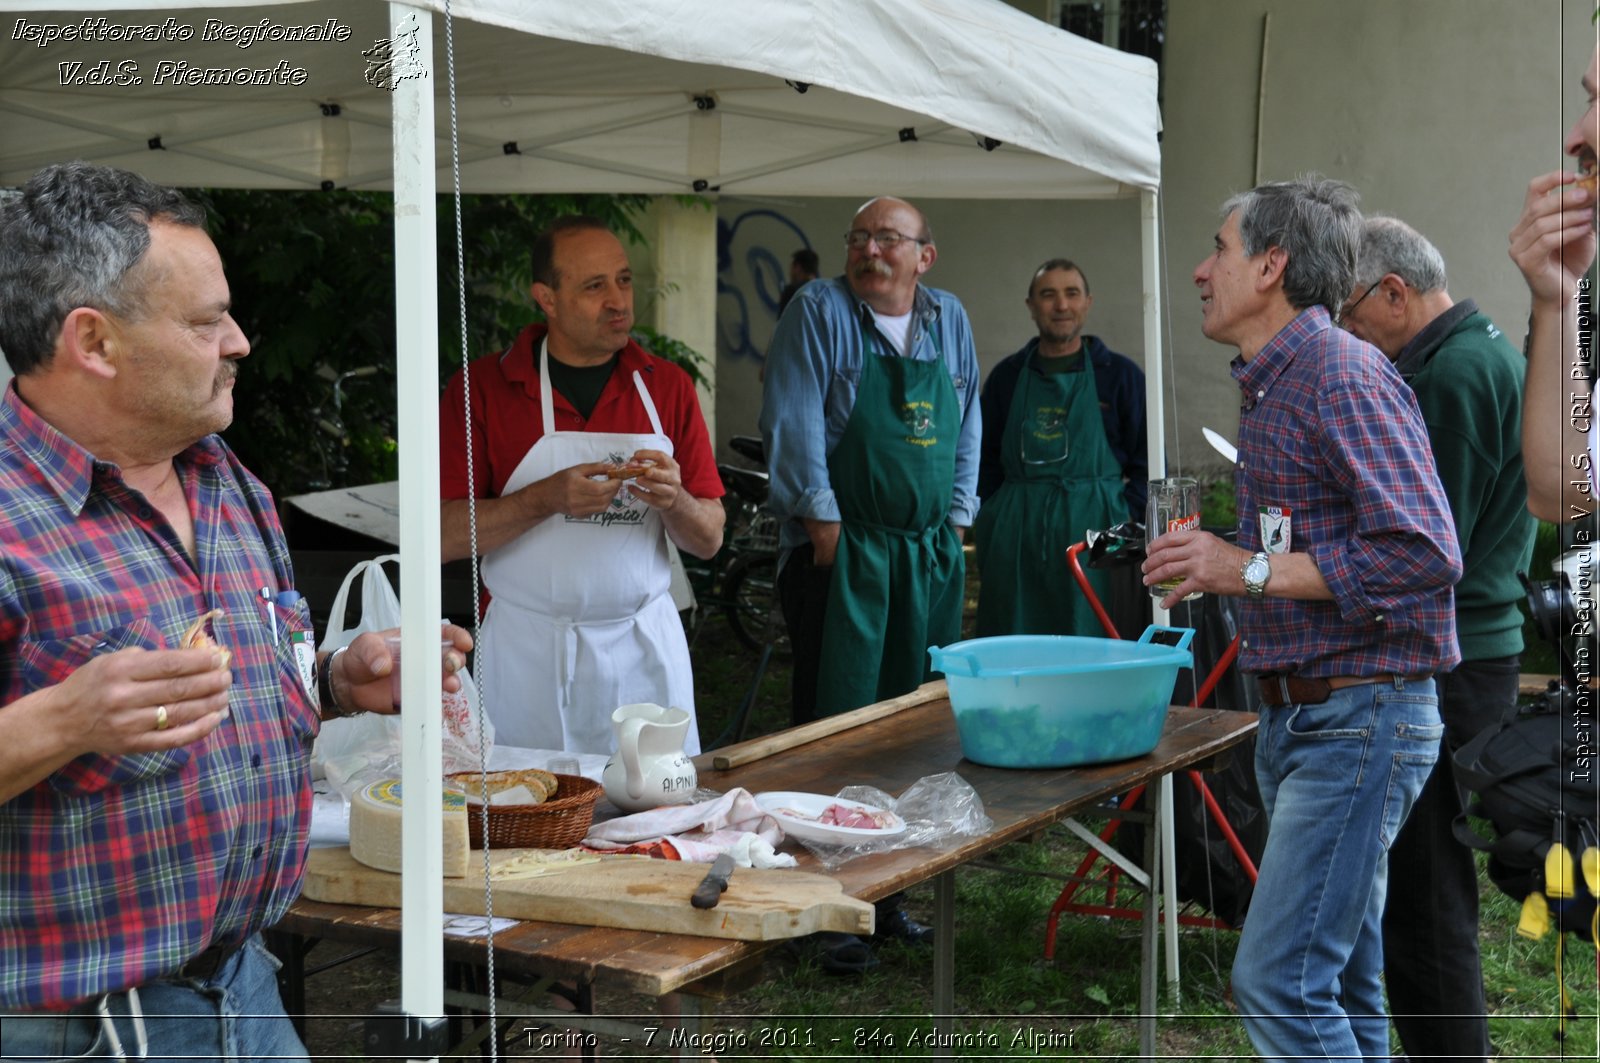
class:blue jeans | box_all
[0,935,308,1062]
[1232,677,1442,1062]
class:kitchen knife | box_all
[690,853,735,909]
[1202,426,1238,465]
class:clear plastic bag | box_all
[797,772,994,869]
[309,554,491,794]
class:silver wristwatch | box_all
[1241,551,1272,598]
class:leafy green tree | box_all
[196,189,707,495]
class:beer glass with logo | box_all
[1146,476,1203,601]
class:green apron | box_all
[815,329,965,716]
[973,348,1124,637]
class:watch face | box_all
[1245,555,1270,588]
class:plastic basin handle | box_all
[928,647,981,676]
[1136,624,1195,654]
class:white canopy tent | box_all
[1,0,1170,1046]
[1,0,1158,196]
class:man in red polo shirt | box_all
[440,217,724,754]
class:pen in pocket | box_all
[258,587,276,642]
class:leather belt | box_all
[171,940,240,982]
[1255,672,1408,707]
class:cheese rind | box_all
[349,778,470,878]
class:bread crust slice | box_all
[181,609,232,669]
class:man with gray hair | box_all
[1144,177,1461,1061]
[1340,215,1534,1063]
[0,161,470,1060]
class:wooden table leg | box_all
[667,992,710,1061]
[1139,775,1162,1057]
[933,869,956,1031]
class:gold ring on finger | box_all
[154,704,170,731]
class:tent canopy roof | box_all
[1,0,1161,198]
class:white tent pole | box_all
[1141,189,1166,480]
[1140,188,1181,998]
[390,0,446,1042]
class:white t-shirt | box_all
[872,309,913,357]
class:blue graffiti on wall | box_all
[717,208,813,366]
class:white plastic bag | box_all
[310,554,492,787]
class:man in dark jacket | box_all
[974,259,1146,636]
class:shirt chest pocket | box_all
[1245,416,1335,496]
[215,600,320,745]
[18,619,194,794]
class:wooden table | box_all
[275,700,1257,1056]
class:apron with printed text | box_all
[815,329,964,716]
[479,340,697,754]
[974,350,1124,637]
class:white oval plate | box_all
[754,791,906,844]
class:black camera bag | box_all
[1452,692,1598,941]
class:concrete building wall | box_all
[1157,0,1592,470]
[712,0,1596,476]
[632,198,720,443]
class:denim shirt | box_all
[760,277,981,558]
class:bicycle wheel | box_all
[722,554,790,659]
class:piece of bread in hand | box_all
[1577,171,1599,195]
[181,609,231,669]
[605,462,652,480]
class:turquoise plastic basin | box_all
[928,626,1195,769]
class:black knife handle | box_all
[690,880,725,909]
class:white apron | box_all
[479,340,699,755]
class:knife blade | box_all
[690,853,735,909]
[1202,426,1238,465]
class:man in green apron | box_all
[761,195,980,969]
[974,260,1147,637]
[761,196,981,725]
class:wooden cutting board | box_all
[302,847,874,941]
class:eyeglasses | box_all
[1336,281,1380,325]
[844,229,927,251]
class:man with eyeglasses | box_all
[1340,215,1533,1063]
[761,196,979,726]
[973,259,1146,637]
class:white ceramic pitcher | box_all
[601,703,698,812]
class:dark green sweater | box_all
[1394,301,1535,661]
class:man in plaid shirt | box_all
[0,163,469,1060]
[1143,177,1461,1062]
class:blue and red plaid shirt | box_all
[1231,307,1462,677]
[0,384,320,1010]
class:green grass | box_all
[678,826,1598,1060]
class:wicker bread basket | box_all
[448,771,601,849]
